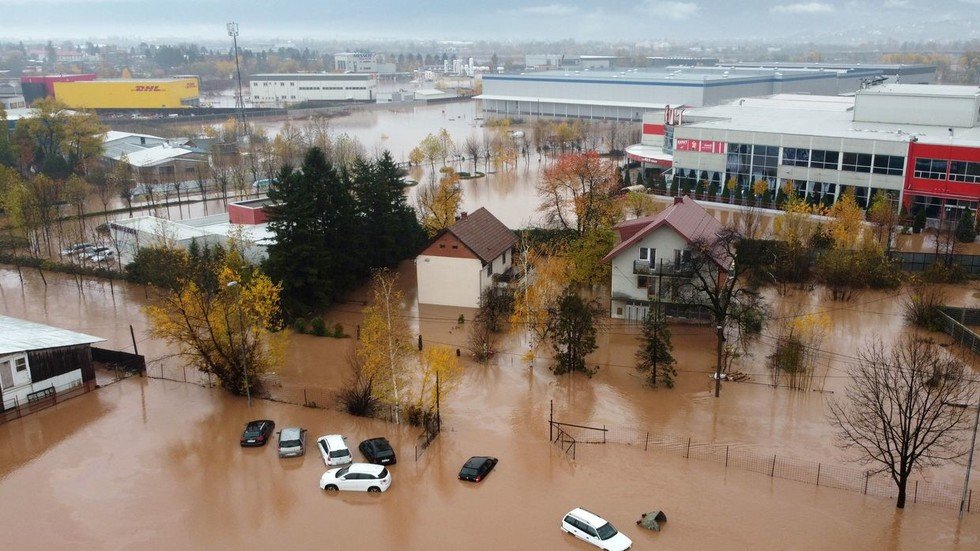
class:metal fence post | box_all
[914,480,918,503]
[725,445,729,468]
[603,425,606,444]
[816,463,821,486]
[645,431,650,452]
[969,489,973,513]
[549,400,553,442]
[771,455,776,477]
[864,472,870,494]
[686,437,691,458]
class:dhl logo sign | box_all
[133,85,162,92]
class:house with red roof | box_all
[416,208,517,308]
[602,195,727,320]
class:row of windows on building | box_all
[913,159,980,183]
[257,82,369,89]
[689,142,980,186]
[296,86,369,91]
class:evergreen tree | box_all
[623,169,631,187]
[636,309,677,388]
[955,209,977,243]
[546,291,600,376]
[266,148,357,314]
[912,208,926,234]
[635,172,645,190]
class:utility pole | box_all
[714,324,724,397]
[958,395,980,520]
[227,22,248,139]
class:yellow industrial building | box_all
[53,78,200,109]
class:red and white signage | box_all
[674,139,726,154]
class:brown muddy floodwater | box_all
[2,264,980,549]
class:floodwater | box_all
[2,262,980,549]
[3,101,980,547]
[1,377,978,550]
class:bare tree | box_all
[829,336,974,509]
[934,218,960,268]
[463,135,481,174]
[687,226,765,397]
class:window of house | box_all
[502,250,506,263]
[842,152,872,173]
[914,158,949,180]
[637,276,649,289]
[950,161,980,183]
[486,263,492,276]
[872,155,905,176]
[451,245,458,249]
[439,244,445,248]
[616,307,623,316]
[639,247,654,263]
[781,147,809,167]
[810,150,840,170]
[14,357,26,372]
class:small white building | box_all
[416,208,517,308]
[249,73,378,105]
[0,316,104,411]
[603,196,726,321]
[110,207,274,264]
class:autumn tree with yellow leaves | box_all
[357,269,413,422]
[416,166,463,236]
[144,247,286,396]
[416,345,462,409]
[826,188,863,250]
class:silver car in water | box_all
[277,427,307,458]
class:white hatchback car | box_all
[561,508,632,551]
[319,462,392,493]
[316,434,352,466]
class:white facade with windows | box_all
[249,73,377,105]
[667,95,913,207]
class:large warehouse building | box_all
[719,62,937,84]
[249,73,377,106]
[477,66,879,121]
[20,75,200,108]
[628,84,980,220]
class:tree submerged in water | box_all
[636,309,676,388]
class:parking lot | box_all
[1,377,978,550]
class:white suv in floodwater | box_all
[561,508,632,551]
[316,434,352,466]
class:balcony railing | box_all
[633,259,693,276]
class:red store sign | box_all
[674,139,726,154]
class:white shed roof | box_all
[123,145,201,167]
[0,316,105,355]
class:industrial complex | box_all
[248,73,378,105]
[626,84,980,219]
[477,66,882,121]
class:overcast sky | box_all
[1,0,979,43]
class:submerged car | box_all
[458,456,497,482]
[61,242,94,256]
[319,463,392,493]
[359,437,397,465]
[240,419,275,447]
[317,434,352,466]
[277,427,307,458]
[561,508,632,551]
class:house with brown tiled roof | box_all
[416,208,517,308]
[602,195,728,320]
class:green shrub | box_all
[293,318,307,334]
[333,323,344,338]
[311,317,328,336]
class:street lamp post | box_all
[226,280,251,408]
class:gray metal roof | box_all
[0,316,105,356]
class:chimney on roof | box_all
[674,196,684,205]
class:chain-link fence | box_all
[561,424,975,513]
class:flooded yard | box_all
[0,377,977,550]
[3,101,980,547]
